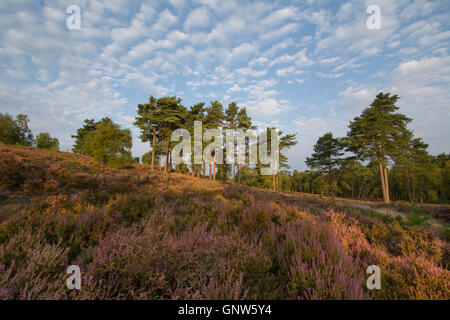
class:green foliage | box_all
[346,92,412,163]
[306,132,344,197]
[35,132,59,151]
[83,118,133,165]
[0,113,33,146]
[71,119,97,154]
[141,151,158,166]
[134,96,187,171]
[404,204,432,227]
[345,92,412,203]
[441,224,450,242]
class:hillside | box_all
[0,145,448,299]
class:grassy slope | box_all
[0,145,449,300]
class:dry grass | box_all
[0,145,448,300]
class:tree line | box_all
[133,96,297,189]
[69,96,297,190]
[0,113,59,151]
[2,92,448,204]
[270,93,449,204]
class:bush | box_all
[405,204,432,227]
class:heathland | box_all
[0,145,448,299]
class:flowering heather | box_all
[0,145,448,300]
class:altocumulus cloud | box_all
[0,0,449,169]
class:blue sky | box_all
[0,0,449,170]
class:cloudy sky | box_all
[0,0,449,170]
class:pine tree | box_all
[224,101,239,180]
[71,119,97,154]
[187,102,206,177]
[278,131,297,191]
[306,132,344,198]
[134,96,164,171]
[346,92,412,204]
[236,107,256,184]
[135,96,185,173]
[159,97,186,173]
[205,100,225,181]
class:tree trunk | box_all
[238,148,241,184]
[209,163,212,180]
[151,127,156,171]
[378,162,389,204]
[328,160,334,199]
[405,168,412,203]
[165,138,170,173]
[384,167,390,203]
[276,173,279,191]
[213,152,216,181]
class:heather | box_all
[0,145,449,300]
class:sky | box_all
[0,0,449,171]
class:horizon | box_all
[1,0,449,171]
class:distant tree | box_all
[35,132,59,151]
[432,153,450,202]
[205,100,225,180]
[157,97,187,173]
[306,132,344,198]
[442,160,450,202]
[346,92,412,204]
[337,159,373,199]
[278,131,297,190]
[134,96,164,171]
[142,151,160,166]
[395,136,440,203]
[187,102,206,177]
[433,153,450,168]
[83,118,132,165]
[71,119,97,154]
[223,101,240,180]
[236,107,256,184]
[0,113,33,146]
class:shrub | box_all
[405,204,432,226]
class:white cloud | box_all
[228,42,257,62]
[290,116,348,170]
[268,49,313,67]
[258,22,299,42]
[316,72,343,79]
[227,84,241,93]
[276,66,303,77]
[184,6,210,31]
[261,6,298,26]
[388,56,450,153]
[247,98,295,116]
